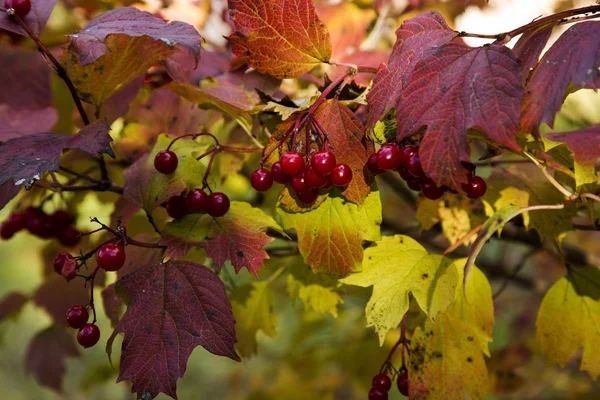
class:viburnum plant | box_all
[0,0,599,398]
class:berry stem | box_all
[202,150,219,191]
[166,132,220,151]
[85,266,100,323]
[260,113,309,165]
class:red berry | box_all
[397,166,413,182]
[290,174,309,193]
[186,189,210,213]
[397,371,409,396]
[166,194,188,219]
[322,178,333,190]
[59,225,81,247]
[51,210,74,228]
[77,323,100,348]
[271,161,291,184]
[372,374,392,391]
[369,387,388,400]
[154,150,178,174]
[28,213,53,239]
[330,164,353,187]
[5,213,25,232]
[208,192,230,217]
[304,166,329,188]
[406,178,422,192]
[462,176,487,199]
[311,150,337,176]
[421,180,445,200]
[367,153,384,175]
[96,243,126,272]
[296,189,319,204]
[250,169,273,192]
[399,145,417,166]
[53,252,74,275]
[376,144,401,171]
[0,223,15,240]
[66,305,89,329]
[280,152,305,176]
[407,154,425,178]
[5,0,31,19]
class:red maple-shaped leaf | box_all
[0,0,58,36]
[24,325,80,392]
[0,180,20,210]
[111,260,239,399]
[366,11,456,128]
[227,0,332,78]
[0,119,113,189]
[396,43,523,189]
[521,21,600,134]
[545,124,600,167]
[68,7,201,66]
[512,25,553,82]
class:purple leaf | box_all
[68,7,201,66]
[0,0,58,36]
[98,75,145,124]
[545,124,600,167]
[0,179,20,210]
[513,25,553,82]
[0,119,113,189]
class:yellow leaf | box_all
[288,273,343,317]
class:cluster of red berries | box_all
[1,207,80,246]
[369,371,408,399]
[66,305,99,348]
[250,150,352,204]
[368,143,487,200]
[4,0,31,19]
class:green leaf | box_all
[278,190,381,275]
[536,267,600,379]
[409,264,494,400]
[232,282,277,358]
[341,235,459,344]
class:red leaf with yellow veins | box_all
[227,0,332,78]
[545,124,600,167]
[397,43,523,190]
[111,260,239,399]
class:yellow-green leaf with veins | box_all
[288,274,343,318]
[278,190,381,276]
[540,135,597,188]
[409,264,494,400]
[231,282,277,358]
[536,267,600,379]
[341,235,459,344]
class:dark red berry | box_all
[376,144,401,171]
[186,189,210,213]
[311,150,337,176]
[0,223,15,240]
[367,153,384,175]
[322,178,333,190]
[271,161,291,184]
[5,0,31,19]
[462,176,487,199]
[53,252,74,275]
[330,164,353,187]
[296,189,319,204]
[77,323,100,348]
[96,243,126,272]
[29,213,53,239]
[154,150,178,174]
[368,387,388,400]
[250,169,273,192]
[397,371,409,396]
[166,194,188,219]
[290,174,309,193]
[59,226,81,247]
[421,180,445,200]
[407,154,425,178]
[399,145,418,166]
[51,210,74,228]
[208,192,230,217]
[461,161,476,178]
[5,213,25,232]
[397,166,413,182]
[66,305,89,329]
[280,152,305,176]
[406,178,422,192]
[304,166,329,188]
[372,374,392,391]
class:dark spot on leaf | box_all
[422,273,429,279]
[467,336,474,341]
[206,309,217,321]
[433,351,442,358]
[467,357,473,362]
[236,250,244,258]
[144,326,152,334]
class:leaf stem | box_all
[443,224,482,255]
[522,151,574,199]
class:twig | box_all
[493,249,538,299]
[523,151,575,199]
[443,224,482,255]
[145,211,161,235]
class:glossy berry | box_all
[5,0,31,19]
[59,226,81,247]
[154,150,178,174]
[330,164,353,187]
[290,174,309,193]
[367,153,384,175]
[271,161,291,184]
[376,144,401,171]
[368,387,388,400]
[296,189,319,204]
[166,194,188,219]
[53,252,74,275]
[66,305,89,329]
[399,145,418,166]
[96,243,126,272]
[77,323,100,348]
[407,154,425,178]
[186,189,210,213]
[311,150,337,176]
[250,169,273,192]
[304,167,329,188]
[208,192,230,217]
[372,374,392,392]
[397,371,409,396]
[421,180,445,200]
[280,152,305,176]
[462,176,487,199]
